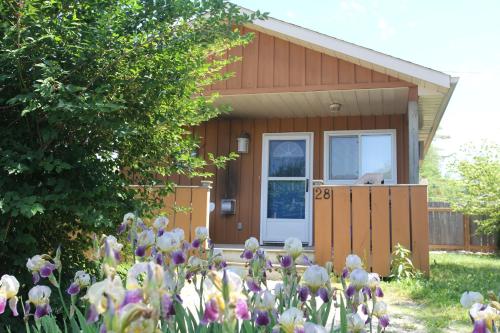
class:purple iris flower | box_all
[23,301,31,315]
[241,249,253,260]
[361,304,369,315]
[39,263,56,278]
[342,267,349,279]
[86,305,99,323]
[362,286,372,298]
[201,299,219,324]
[135,245,146,257]
[299,286,310,302]
[255,310,270,326]
[246,279,261,293]
[157,229,165,237]
[67,282,80,295]
[34,304,51,319]
[99,324,107,333]
[345,284,356,298]
[192,239,201,249]
[266,260,273,270]
[161,294,175,319]
[379,315,390,328]
[117,223,127,234]
[32,273,40,285]
[317,288,329,303]
[235,299,250,320]
[302,255,313,266]
[171,250,186,265]
[375,287,384,298]
[122,290,143,306]
[182,241,191,251]
[280,255,292,269]
[155,252,164,265]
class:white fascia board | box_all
[241,8,451,89]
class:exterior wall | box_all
[208,28,416,96]
[183,115,409,244]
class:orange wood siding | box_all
[209,29,415,95]
[193,115,409,244]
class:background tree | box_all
[448,143,499,236]
[0,0,263,311]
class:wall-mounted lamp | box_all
[329,102,342,113]
[237,132,250,154]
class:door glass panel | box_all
[269,140,306,177]
[329,136,359,180]
[361,134,393,179]
[267,180,305,219]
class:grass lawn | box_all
[382,252,500,333]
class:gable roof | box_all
[239,7,458,156]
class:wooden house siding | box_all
[208,28,416,96]
[177,115,408,244]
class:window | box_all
[323,130,397,184]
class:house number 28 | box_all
[314,188,331,200]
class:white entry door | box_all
[260,133,313,245]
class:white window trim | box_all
[323,129,397,185]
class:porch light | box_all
[237,132,250,154]
[329,102,342,113]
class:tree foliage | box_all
[420,145,455,202]
[0,0,262,295]
[449,143,500,236]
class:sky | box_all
[232,0,500,163]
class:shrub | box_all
[390,244,420,280]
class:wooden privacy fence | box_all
[314,185,429,276]
[429,202,497,252]
[144,182,211,243]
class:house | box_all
[171,9,457,274]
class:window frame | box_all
[323,129,398,185]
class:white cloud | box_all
[377,18,395,40]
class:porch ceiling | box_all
[216,87,409,118]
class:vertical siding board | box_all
[242,28,259,89]
[257,33,274,88]
[226,119,242,243]
[321,55,339,85]
[390,186,411,249]
[333,187,351,274]
[213,119,231,243]
[238,119,255,242]
[211,51,228,91]
[351,187,371,267]
[375,115,390,129]
[355,65,371,83]
[338,60,355,84]
[371,186,390,276]
[205,120,219,238]
[333,116,348,130]
[293,117,308,132]
[314,188,333,265]
[174,187,192,237]
[307,117,321,179]
[226,46,243,90]
[273,38,290,87]
[289,44,306,87]
[391,114,405,184]
[280,118,294,132]
[410,186,430,275]
[251,119,267,238]
[372,70,389,83]
[348,116,362,130]
[361,116,375,130]
[305,49,322,86]
[267,118,280,133]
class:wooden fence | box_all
[314,185,429,276]
[428,202,497,252]
[137,182,211,243]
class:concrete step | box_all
[214,244,316,266]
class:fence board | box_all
[410,186,429,275]
[314,187,333,265]
[371,186,390,276]
[351,187,371,267]
[332,187,351,274]
[390,186,411,249]
[174,187,192,237]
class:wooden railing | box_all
[149,182,211,243]
[313,185,429,276]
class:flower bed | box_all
[2,213,492,332]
